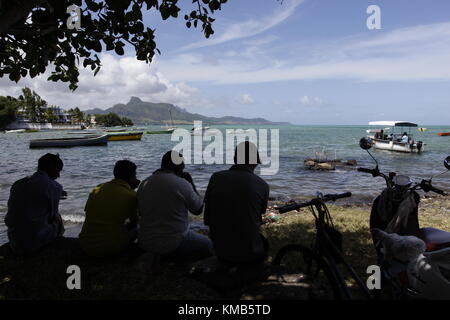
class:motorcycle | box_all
[358,137,450,299]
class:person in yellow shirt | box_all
[79,160,140,258]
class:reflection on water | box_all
[1,125,449,242]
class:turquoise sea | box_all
[1,124,449,243]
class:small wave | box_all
[61,214,85,224]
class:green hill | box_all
[85,97,289,125]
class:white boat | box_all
[366,121,425,153]
[5,129,26,133]
[30,134,108,148]
[191,126,211,135]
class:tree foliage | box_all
[0,0,229,90]
[95,112,133,127]
[0,96,20,128]
[68,106,86,124]
[18,87,48,122]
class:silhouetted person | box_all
[204,141,270,267]
[137,151,213,264]
[79,160,140,258]
[5,153,65,256]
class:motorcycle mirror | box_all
[359,137,373,150]
[430,156,450,179]
[360,137,379,168]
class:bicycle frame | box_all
[308,200,374,300]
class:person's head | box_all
[38,153,64,180]
[161,151,185,176]
[403,132,407,136]
[113,160,140,189]
[233,141,261,171]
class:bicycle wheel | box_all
[272,244,341,300]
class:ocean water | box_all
[1,124,449,243]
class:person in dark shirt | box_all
[5,153,65,256]
[204,141,270,267]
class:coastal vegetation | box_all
[0,87,92,128]
[94,112,134,127]
[0,87,133,128]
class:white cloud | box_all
[300,95,322,106]
[237,93,254,105]
[0,54,224,111]
[159,21,450,84]
[181,0,304,50]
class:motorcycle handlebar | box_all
[276,192,352,213]
[420,180,447,196]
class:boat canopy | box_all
[368,121,418,127]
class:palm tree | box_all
[18,87,47,122]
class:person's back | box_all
[205,166,269,264]
[79,160,139,258]
[204,142,270,265]
[5,154,64,255]
[138,151,211,263]
[138,171,197,252]
[401,132,409,144]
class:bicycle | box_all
[272,192,373,300]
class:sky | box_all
[1,0,450,125]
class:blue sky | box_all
[1,0,450,125]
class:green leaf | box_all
[115,46,124,55]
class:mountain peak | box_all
[128,96,142,104]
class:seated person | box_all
[401,132,409,144]
[79,160,140,258]
[5,153,65,256]
[137,151,213,264]
[204,141,270,267]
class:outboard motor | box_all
[417,141,423,153]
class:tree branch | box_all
[0,0,48,34]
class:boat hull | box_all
[30,135,108,148]
[438,132,450,136]
[107,131,143,141]
[372,139,424,153]
[146,129,174,134]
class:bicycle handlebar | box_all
[276,192,352,213]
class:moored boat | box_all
[146,128,175,134]
[366,121,425,153]
[5,129,26,133]
[106,131,143,141]
[30,135,108,148]
[438,132,450,136]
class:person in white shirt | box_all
[137,151,213,264]
[401,132,409,144]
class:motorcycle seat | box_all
[419,227,450,252]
